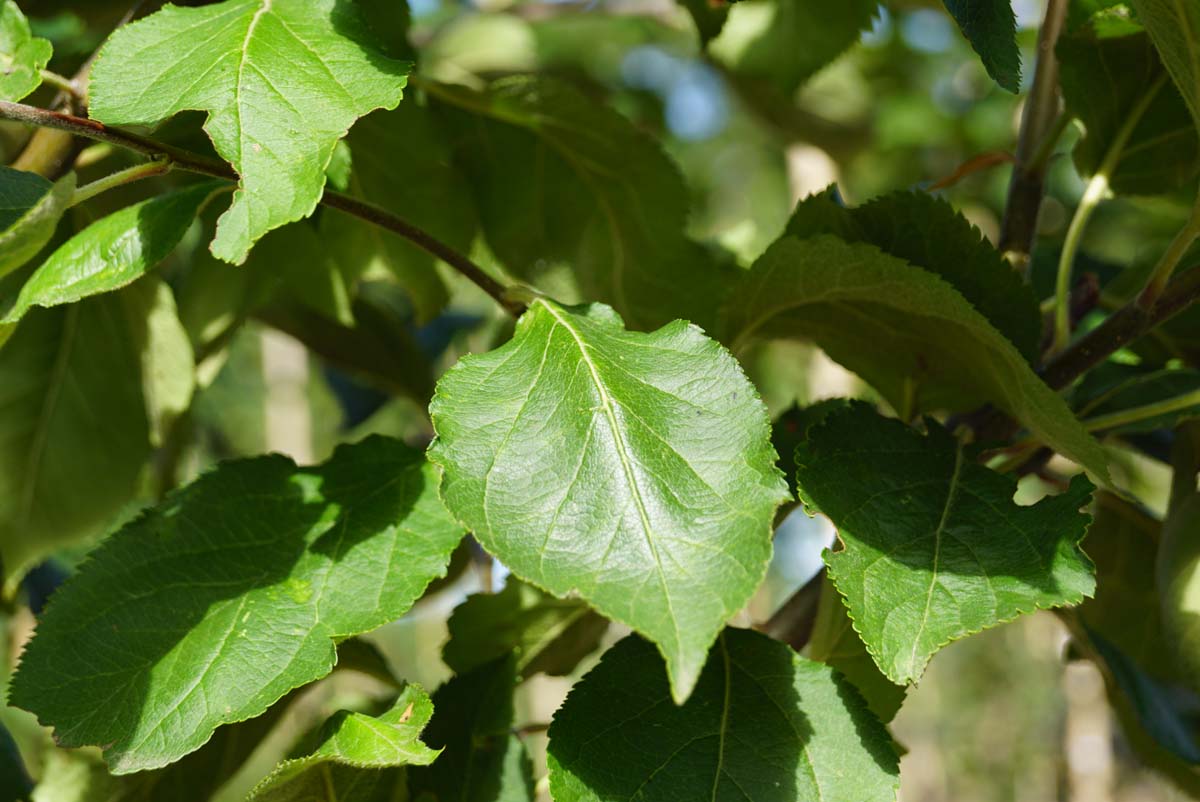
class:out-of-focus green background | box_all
[3,0,1196,798]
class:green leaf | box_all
[785,188,1042,361]
[0,1,52,102]
[431,77,736,332]
[408,657,535,802]
[1081,493,1175,674]
[137,280,196,447]
[722,235,1111,481]
[547,629,900,802]
[806,576,906,723]
[9,435,465,773]
[442,579,609,679]
[795,403,1097,684]
[243,222,354,326]
[710,0,877,93]
[1158,491,1200,684]
[428,299,789,702]
[0,723,29,802]
[0,167,74,280]
[1130,0,1200,131]
[249,686,439,802]
[88,0,412,264]
[941,0,1021,92]
[322,98,476,324]
[0,280,189,584]
[1058,25,1200,195]
[2,182,224,324]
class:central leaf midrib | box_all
[907,441,966,674]
[535,300,680,648]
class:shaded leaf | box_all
[678,0,728,45]
[432,76,735,332]
[0,723,29,802]
[0,1,52,102]
[250,685,439,802]
[1081,494,1175,675]
[785,188,1042,361]
[710,0,877,93]
[89,0,412,263]
[0,167,74,280]
[1059,24,1200,195]
[1130,0,1200,130]
[941,0,1021,92]
[0,279,188,585]
[795,403,1096,684]
[722,235,1111,481]
[408,657,534,802]
[547,629,900,802]
[806,576,906,723]
[322,98,476,323]
[429,299,788,702]
[3,182,224,323]
[10,436,465,773]
[443,579,608,679]
[1158,491,1200,685]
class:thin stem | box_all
[1081,388,1200,434]
[39,70,80,98]
[1138,196,1200,309]
[70,158,172,207]
[1170,421,1200,517]
[998,0,1068,275]
[0,99,525,317]
[1051,76,1165,354]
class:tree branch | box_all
[997,0,1068,274]
[0,99,525,317]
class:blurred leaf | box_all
[721,235,1111,481]
[88,0,411,263]
[785,188,1041,361]
[795,403,1096,684]
[245,222,354,327]
[711,0,877,93]
[941,0,1021,92]
[408,657,535,802]
[1086,627,1200,764]
[0,723,29,802]
[3,183,224,324]
[678,0,728,45]
[322,98,476,324]
[250,686,439,802]
[428,299,788,703]
[10,436,465,773]
[1158,491,1200,686]
[0,168,74,280]
[547,629,900,802]
[443,579,608,680]
[135,280,195,447]
[1081,494,1176,672]
[0,279,191,585]
[1130,0,1200,131]
[807,576,906,723]
[0,1,52,102]
[431,76,736,332]
[1059,25,1200,195]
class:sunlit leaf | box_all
[89,0,412,263]
[429,298,788,702]
[10,436,465,773]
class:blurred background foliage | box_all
[3,0,1199,799]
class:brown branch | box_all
[758,568,825,651]
[997,0,1068,274]
[0,100,524,317]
